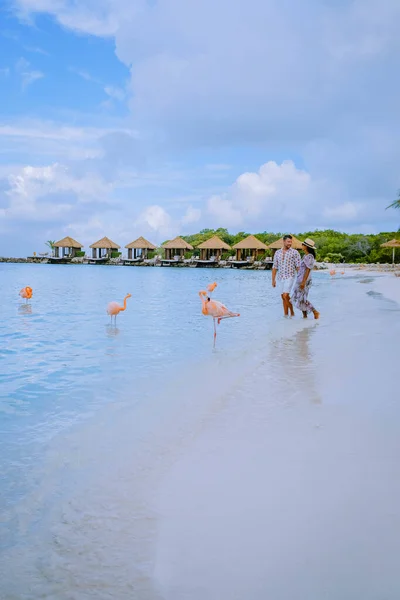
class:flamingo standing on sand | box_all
[19,286,33,302]
[199,283,239,347]
[107,293,131,323]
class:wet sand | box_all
[371,274,400,305]
[153,276,400,600]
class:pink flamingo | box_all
[329,269,336,276]
[19,286,33,302]
[107,293,131,323]
[199,287,240,347]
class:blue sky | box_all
[0,0,399,256]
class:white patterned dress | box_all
[292,253,316,313]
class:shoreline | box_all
[370,273,400,306]
[1,256,400,274]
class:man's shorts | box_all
[279,277,295,295]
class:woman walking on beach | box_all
[292,238,320,319]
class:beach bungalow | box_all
[196,235,231,266]
[232,235,268,263]
[125,236,157,262]
[89,236,121,262]
[381,239,400,265]
[52,236,84,261]
[161,237,193,263]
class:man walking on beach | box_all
[272,234,301,317]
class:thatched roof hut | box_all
[232,235,267,260]
[53,236,83,258]
[90,236,120,259]
[162,236,193,260]
[381,239,400,264]
[125,236,156,260]
[267,235,304,252]
[197,235,231,260]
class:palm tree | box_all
[45,240,56,256]
[387,190,400,210]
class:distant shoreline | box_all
[1,255,399,274]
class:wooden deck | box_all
[48,256,72,264]
[123,258,143,266]
[161,259,184,266]
[88,257,109,265]
[195,259,218,268]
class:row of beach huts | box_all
[29,234,306,269]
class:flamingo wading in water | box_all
[199,284,239,347]
[107,293,131,323]
[19,286,33,302]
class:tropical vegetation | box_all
[387,190,400,211]
[161,228,399,263]
[45,240,56,256]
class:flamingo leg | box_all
[213,318,217,347]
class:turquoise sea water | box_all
[1,264,300,526]
[0,263,399,599]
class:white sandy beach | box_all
[319,266,400,306]
[151,273,400,600]
[371,273,400,305]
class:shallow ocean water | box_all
[0,263,399,599]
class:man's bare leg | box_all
[283,293,295,317]
[281,293,289,316]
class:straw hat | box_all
[302,238,317,249]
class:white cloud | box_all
[15,57,30,72]
[3,163,112,222]
[135,205,174,237]
[207,195,242,228]
[181,205,201,225]
[323,202,361,221]
[68,67,101,84]
[13,0,119,36]
[15,57,44,89]
[207,160,313,228]
[134,203,202,242]
[24,45,49,56]
[21,69,44,89]
[104,85,125,101]
[100,99,114,112]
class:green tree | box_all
[45,240,56,256]
[387,190,400,210]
